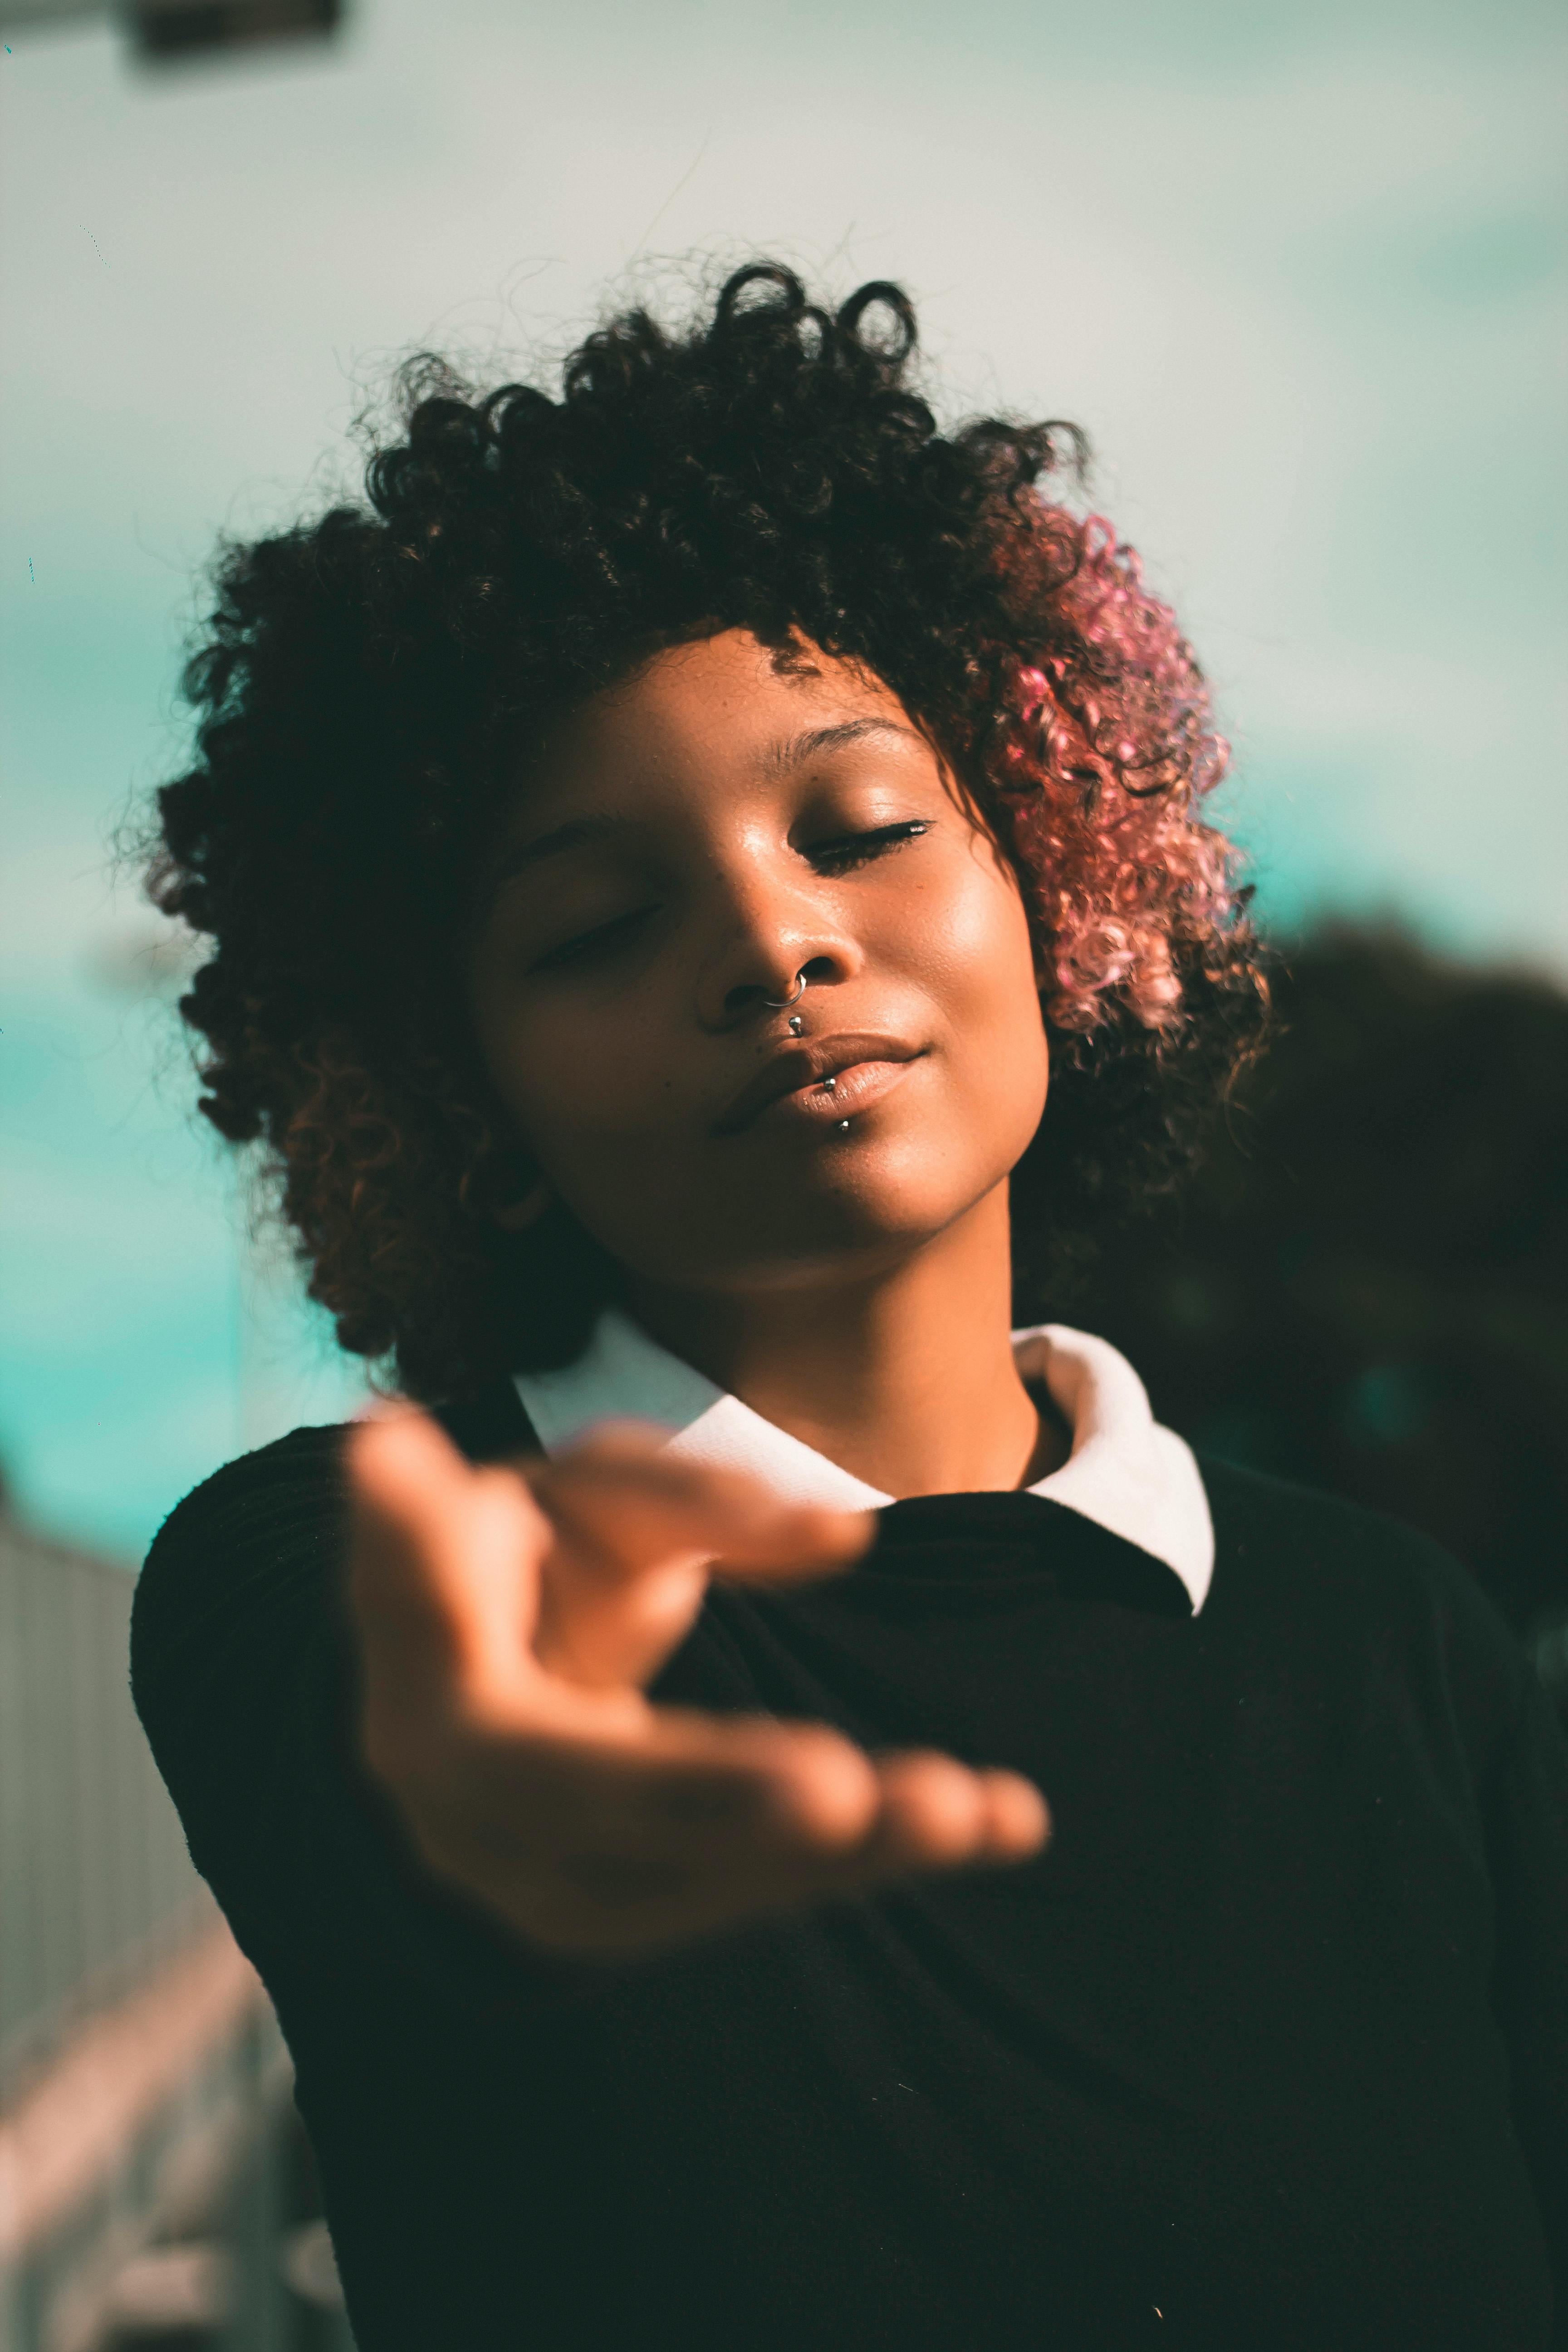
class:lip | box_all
[712,1033,926,1138]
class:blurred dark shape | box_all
[0,0,342,50]
[122,0,340,61]
[1082,922,1568,1715]
[0,1,101,33]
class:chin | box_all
[646,1158,995,1296]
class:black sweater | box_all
[131,1386,1568,2351]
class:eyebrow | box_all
[488,811,641,895]
[759,715,924,777]
[487,715,924,897]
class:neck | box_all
[622,1183,1065,1499]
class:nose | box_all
[720,951,841,1025]
[695,880,859,1032]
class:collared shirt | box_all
[515,1309,1215,1612]
[132,1339,1568,2350]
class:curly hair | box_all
[147,261,1269,1401]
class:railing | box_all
[0,1518,210,2107]
[0,1513,353,2351]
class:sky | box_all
[1,0,1564,1560]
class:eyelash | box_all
[532,820,931,972]
[808,818,931,873]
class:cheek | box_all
[917,853,1049,1127]
[469,920,669,1142]
[477,997,671,1166]
[499,1009,726,1288]
[470,974,713,1265]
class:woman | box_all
[132,265,1567,2350]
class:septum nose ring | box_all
[762,970,808,1034]
[759,969,846,1131]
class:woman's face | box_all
[466,628,1049,1303]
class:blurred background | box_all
[0,0,1563,2343]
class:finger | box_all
[529,1546,720,1691]
[976,1767,1054,1857]
[529,1424,875,1583]
[846,1755,1051,1871]
[346,1407,553,1725]
[495,1749,1050,1958]
[522,1431,874,1691]
[440,1709,1046,1910]
[631,1755,1050,1950]
[693,1751,1047,1895]
[455,1707,887,1858]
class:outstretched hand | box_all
[345,1408,1049,1958]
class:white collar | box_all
[514,1310,1214,1614]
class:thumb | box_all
[346,1407,550,1714]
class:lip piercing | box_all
[821,1077,837,1095]
[787,1014,804,1035]
[835,1119,850,1133]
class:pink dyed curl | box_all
[992,509,1237,1037]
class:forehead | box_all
[534,629,916,789]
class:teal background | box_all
[1,0,1564,1561]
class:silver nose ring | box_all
[762,970,807,1010]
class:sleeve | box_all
[130,1426,598,2019]
[1488,1662,1568,2343]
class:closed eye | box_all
[529,821,931,972]
[530,905,657,973]
[807,819,932,875]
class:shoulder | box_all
[132,1383,535,1717]
[131,1422,354,1773]
[138,1381,535,1582]
[1195,1453,1532,1744]
[134,1422,350,1648]
[1198,1452,1491,1610]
